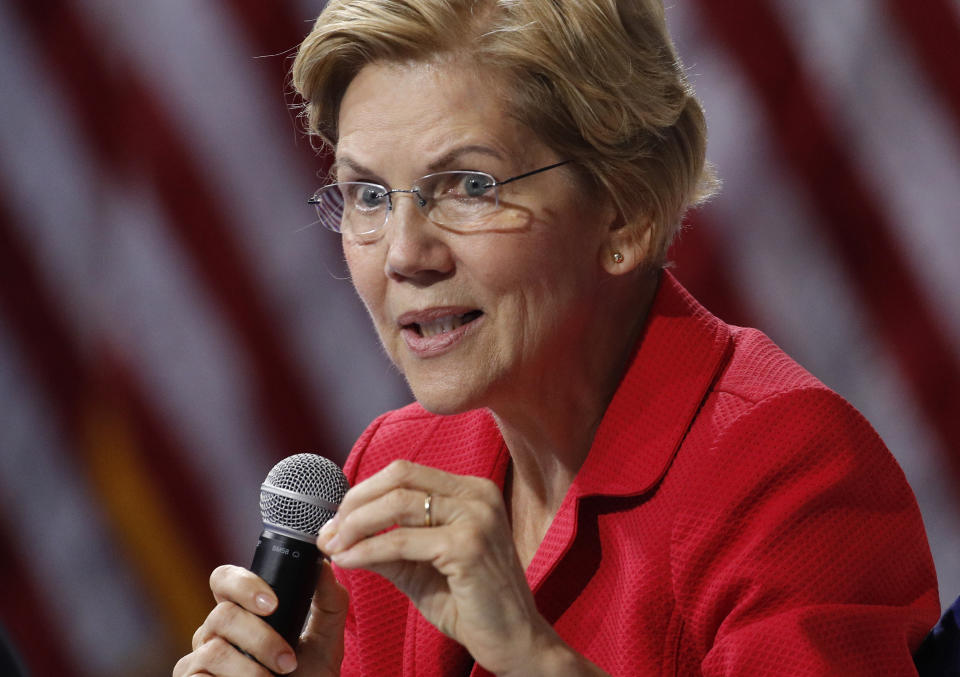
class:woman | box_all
[175,0,938,674]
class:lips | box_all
[409,310,483,337]
[397,307,484,356]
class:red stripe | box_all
[11,0,332,461]
[0,199,85,429]
[0,183,228,572]
[885,0,960,141]
[0,518,81,677]
[694,0,960,486]
[221,0,311,58]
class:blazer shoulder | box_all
[343,405,497,484]
[714,326,826,405]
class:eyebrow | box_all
[332,144,506,182]
[425,144,505,172]
[329,157,381,183]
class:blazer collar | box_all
[571,269,732,499]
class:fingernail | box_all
[317,521,336,548]
[324,533,342,554]
[330,546,357,566]
[277,651,297,673]
[256,593,275,612]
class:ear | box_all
[599,213,654,276]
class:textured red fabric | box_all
[334,271,939,676]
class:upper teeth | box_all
[420,315,464,337]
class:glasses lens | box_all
[312,182,387,236]
[311,186,344,232]
[417,171,498,228]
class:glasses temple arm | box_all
[493,159,572,187]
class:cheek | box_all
[478,231,592,297]
[490,234,602,335]
[344,248,385,316]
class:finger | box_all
[304,559,349,628]
[336,460,491,518]
[322,487,445,555]
[322,462,497,549]
[194,601,298,675]
[193,621,209,651]
[332,491,506,570]
[173,654,214,676]
[330,522,468,570]
[172,652,209,677]
[188,636,276,676]
[298,560,348,671]
[209,564,278,616]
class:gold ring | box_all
[424,493,433,527]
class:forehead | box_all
[335,59,534,172]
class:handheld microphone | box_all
[251,453,349,648]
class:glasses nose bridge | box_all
[385,186,428,210]
[382,187,430,235]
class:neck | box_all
[491,269,659,520]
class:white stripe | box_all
[669,3,960,608]
[771,0,960,356]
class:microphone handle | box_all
[250,529,321,648]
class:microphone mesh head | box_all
[259,454,349,540]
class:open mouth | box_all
[407,310,484,338]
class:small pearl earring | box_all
[612,251,625,264]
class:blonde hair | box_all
[292,0,717,265]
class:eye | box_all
[360,185,385,207]
[418,172,493,201]
[460,172,493,198]
[345,183,387,211]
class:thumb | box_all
[294,559,348,675]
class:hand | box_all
[316,459,559,676]
[173,560,347,677]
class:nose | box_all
[383,193,454,284]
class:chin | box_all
[406,377,485,416]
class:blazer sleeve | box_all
[332,410,415,677]
[332,411,383,677]
[670,386,939,676]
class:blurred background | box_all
[0,0,957,674]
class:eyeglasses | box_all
[308,160,570,240]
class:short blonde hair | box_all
[292,0,717,265]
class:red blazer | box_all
[335,271,939,676]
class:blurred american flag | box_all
[0,1,957,674]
